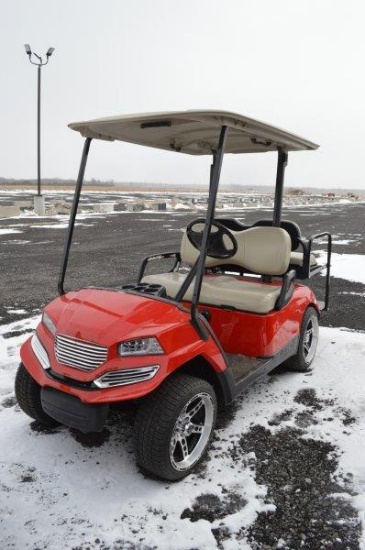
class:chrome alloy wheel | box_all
[303,313,319,364]
[170,392,215,471]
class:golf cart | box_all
[16,110,332,480]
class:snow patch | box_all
[0,319,364,548]
[328,253,365,284]
[0,228,23,236]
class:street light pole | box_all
[24,45,55,211]
[37,64,41,196]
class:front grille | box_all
[94,365,159,388]
[55,334,108,372]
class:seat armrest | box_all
[308,232,332,310]
[275,269,296,310]
[137,252,180,283]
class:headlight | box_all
[42,312,56,335]
[118,337,164,356]
[31,333,51,370]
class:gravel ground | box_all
[180,384,363,550]
[1,199,364,548]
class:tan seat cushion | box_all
[142,272,282,314]
[180,226,291,276]
[290,251,317,267]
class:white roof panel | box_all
[68,110,318,155]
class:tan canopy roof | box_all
[68,110,318,155]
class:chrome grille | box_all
[94,365,159,388]
[55,334,108,372]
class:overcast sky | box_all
[1,0,364,189]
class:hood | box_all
[47,288,189,348]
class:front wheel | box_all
[284,306,319,372]
[15,364,59,426]
[134,374,217,480]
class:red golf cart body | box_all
[17,110,331,479]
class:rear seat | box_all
[142,226,292,314]
[254,219,317,267]
[217,217,318,270]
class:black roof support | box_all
[58,137,92,295]
[190,126,229,338]
[273,148,288,227]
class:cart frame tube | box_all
[190,126,229,337]
[58,137,92,295]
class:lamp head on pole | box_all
[46,47,55,57]
[24,44,32,56]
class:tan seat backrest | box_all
[180,226,291,276]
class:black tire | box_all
[134,373,217,481]
[284,306,319,372]
[15,364,59,426]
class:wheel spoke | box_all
[179,436,189,459]
[187,399,204,420]
[190,423,203,434]
[304,326,313,356]
[170,434,178,453]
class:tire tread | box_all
[134,373,216,480]
[284,306,319,372]
[15,364,59,425]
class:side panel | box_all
[196,285,318,357]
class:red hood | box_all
[46,288,190,348]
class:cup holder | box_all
[120,282,167,298]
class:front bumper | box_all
[41,386,109,433]
[20,334,164,405]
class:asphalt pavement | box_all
[1,201,364,330]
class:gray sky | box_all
[1,0,364,189]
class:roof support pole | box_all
[58,137,92,295]
[273,148,288,227]
[190,126,229,337]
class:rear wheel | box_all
[134,374,217,480]
[284,306,319,372]
[15,364,59,426]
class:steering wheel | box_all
[186,219,238,259]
